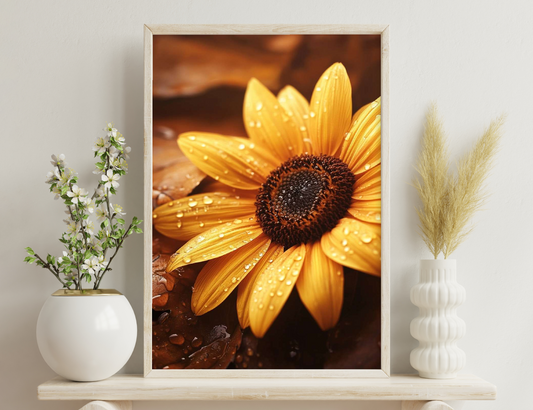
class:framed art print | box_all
[144,25,390,378]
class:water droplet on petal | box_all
[256,102,263,111]
[361,233,373,244]
[188,200,198,208]
[203,196,213,205]
[238,144,246,150]
[184,257,192,264]
[187,135,196,141]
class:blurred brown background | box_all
[152,35,382,370]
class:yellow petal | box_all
[244,78,304,162]
[166,216,262,271]
[348,199,381,223]
[308,63,352,155]
[296,242,344,331]
[249,244,306,338]
[321,218,381,276]
[191,234,271,315]
[277,86,312,153]
[236,243,284,328]
[340,97,381,175]
[353,164,381,201]
[153,192,256,241]
[178,133,277,190]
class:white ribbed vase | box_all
[410,259,466,378]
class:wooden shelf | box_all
[38,374,496,401]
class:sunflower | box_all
[153,63,381,338]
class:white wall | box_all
[1,0,531,409]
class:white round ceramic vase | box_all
[36,289,137,382]
[410,259,466,378]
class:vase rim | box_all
[51,289,122,296]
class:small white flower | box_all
[93,136,110,155]
[106,123,118,138]
[50,154,66,167]
[97,254,108,269]
[85,198,96,214]
[82,256,100,274]
[124,146,131,159]
[109,145,121,159]
[85,221,95,235]
[45,168,60,184]
[111,157,128,170]
[67,185,87,205]
[95,187,106,200]
[101,170,120,190]
[58,168,75,186]
[66,221,78,235]
[115,133,125,145]
[89,237,103,252]
[113,203,126,217]
[96,207,107,222]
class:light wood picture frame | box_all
[144,24,390,379]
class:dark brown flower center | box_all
[255,154,355,248]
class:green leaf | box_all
[110,187,117,195]
[84,273,92,283]
[46,254,52,264]
[128,229,133,235]
[133,226,143,234]
[36,260,44,267]
[25,247,35,255]
[116,218,125,225]
[66,281,73,287]
[95,162,105,170]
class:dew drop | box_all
[233,219,242,224]
[176,212,184,218]
[231,277,237,283]
[167,202,174,207]
[310,111,316,118]
[184,257,192,264]
[342,239,348,246]
[203,196,213,205]
[152,214,158,219]
[361,233,373,244]
[343,227,350,235]
[188,200,198,208]
[258,303,264,309]
[176,221,182,228]
[203,155,209,161]
[256,102,263,111]
[224,287,228,292]
[286,280,292,286]
[295,255,303,261]
[256,121,262,128]
[276,290,283,297]
[269,305,274,310]
[300,126,307,132]
[199,222,205,227]
[238,144,246,150]
[364,164,371,170]
[187,135,196,141]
